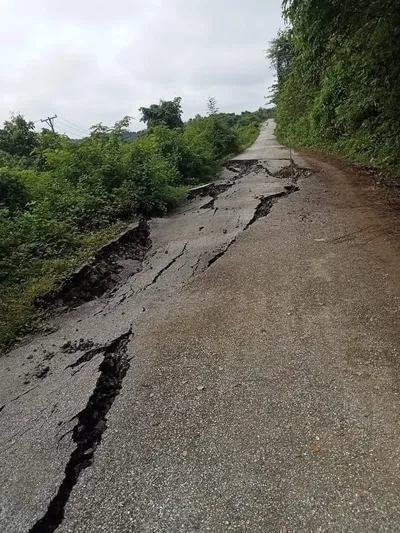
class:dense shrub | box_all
[0,170,30,212]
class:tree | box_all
[112,116,133,138]
[267,30,294,85]
[0,115,38,157]
[206,96,219,116]
[139,97,183,129]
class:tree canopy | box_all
[270,0,400,171]
[0,115,37,157]
[139,97,183,129]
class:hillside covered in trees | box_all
[0,100,271,350]
[269,0,400,173]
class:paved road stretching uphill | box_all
[1,122,400,532]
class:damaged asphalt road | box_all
[2,121,400,532]
[0,122,296,533]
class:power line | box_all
[53,121,85,137]
[56,123,87,138]
[58,127,83,139]
[36,114,90,138]
[57,115,89,135]
[57,120,89,136]
[33,115,88,139]
[40,114,57,133]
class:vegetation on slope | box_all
[0,101,271,350]
[269,0,400,172]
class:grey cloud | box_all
[7,0,155,26]
[0,0,283,133]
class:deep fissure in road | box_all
[29,328,133,533]
[206,172,300,268]
[36,220,151,311]
[245,185,299,230]
[207,237,238,268]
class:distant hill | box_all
[121,130,143,141]
[67,130,143,144]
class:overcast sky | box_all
[1,0,283,136]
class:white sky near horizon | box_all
[0,0,283,136]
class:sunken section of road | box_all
[0,122,303,533]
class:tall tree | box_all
[267,30,294,84]
[206,96,219,116]
[139,98,183,129]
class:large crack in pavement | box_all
[28,328,133,533]
[224,159,260,176]
[141,242,188,292]
[207,237,237,268]
[206,183,299,269]
[245,184,299,230]
[273,162,315,183]
[47,158,293,315]
[36,220,151,311]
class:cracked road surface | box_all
[1,122,400,532]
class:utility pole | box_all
[40,114,57,133]
[289,144,294,180]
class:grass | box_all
[236,124,261,152]
[0,221,129,353]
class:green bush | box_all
[0,170,30,212]
[121,137,181,215]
